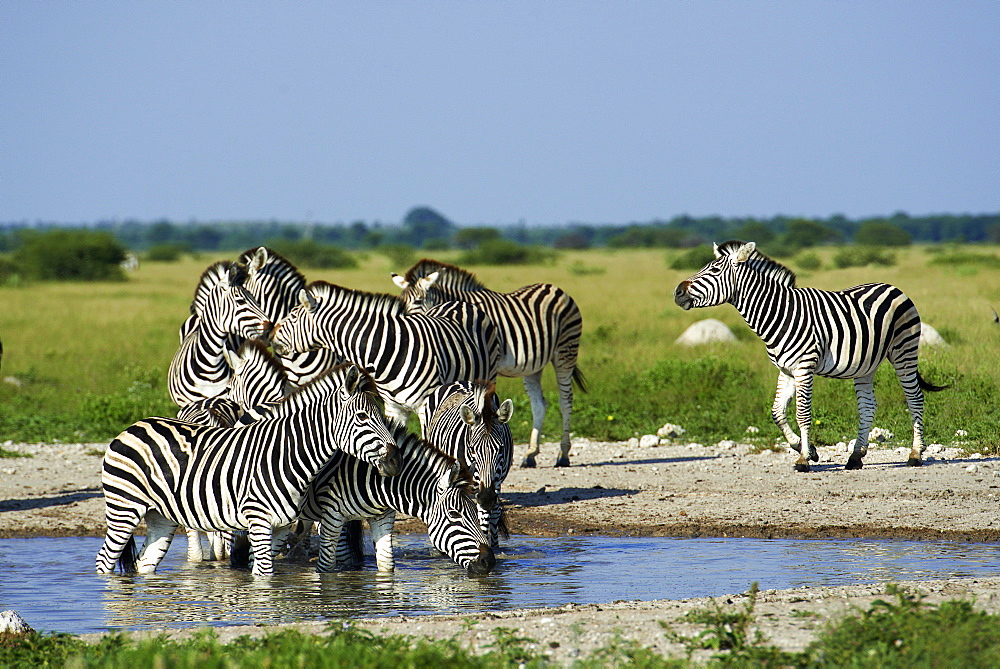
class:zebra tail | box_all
[118,536,138,575]
[917,370,949,393]
[496,505,511,541]
[572,367,588,394]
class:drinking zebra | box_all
[298,423,496,574]
[420,380,514,547]
[167,262,268,406]
[96,363,400,576]
[266,282,501,427]
[391,259,586,468]
[674,240,946,472]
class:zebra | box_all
[673,240,947,472]
[167,262,268,406]
[298,423,496,574]
[96,363,400,576]
[391,259,586,468]
[236,246,342,387]
[419,380,514,548]
[266,281,501,427]
[174,339,292,562]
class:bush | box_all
[832,246,897,268]
[264,239,358,269]
[795,252,822,271]
[855,221,912,246]
[377,244,416,268]
[13,229,127,281]
[76,367,175,439]
[458,240,555,266]
[668,245,715,270]
[929,251,1000,268]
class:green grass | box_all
[1,246,998,453]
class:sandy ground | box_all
[3,435,999,661]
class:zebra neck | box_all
[729,272,795,348]
[381,441,447,518]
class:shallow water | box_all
[1,535,997,635]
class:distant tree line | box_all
[1,207,997,276]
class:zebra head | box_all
[391,270,441,314]
[270,288,322,357]
[194,263,272,340]
[328,364,401,478]
[674,241,757,310]
[458,389,514,512]
[427,461,496,575]
[222,340,290,410]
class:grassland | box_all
[0,245,997,452]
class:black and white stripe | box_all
[268,281,501,426]
[96,364,400,576]
[298,424,495,574]
[674,240,946,472]
[420,380,513,548]
[392,259,586,468]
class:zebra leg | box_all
[368,510,397,572]
[771,371,801,451]
[136,510,179,573]
[791,371,817,472]
[554,366,575,467]
[248,521,276,576]
[208,531,232,561]
[847,373,877,470]
[185,529,205,562]
[520,372,547,468]
[317,515,345,572]
[334,520,365,569]
[893,359,926,467]
[96,506,144,573]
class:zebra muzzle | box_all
[673,281,694,310]
[467,544,496,575]
[476,486,498,511]
[377,446,401,477]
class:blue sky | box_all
[3,2,997,226]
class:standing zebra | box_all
[96,364,400,576]
[391,259,586,468]
[175,339,292,562]
[419,380,514,548]
[267,282,501,427]
[674,241,946,472]
[167,262,268,406]
[298,423,496,574]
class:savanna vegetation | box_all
[4,583,1000,667]
[1,243,997,454]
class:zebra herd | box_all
[97,239,945,577]
[97,247,582,576]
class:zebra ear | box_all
[222,346,238,372]
[497,399,514,424]
[734,242,756,264]
[250,247,269,273]
[391,273,409,290]
[437,461,463,493]
[344,364,361,394]
[460,404,477,426]
[416,271,439,291]
[298,289,318,312]
[712,242,722,259]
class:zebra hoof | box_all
[906,457,923,467]
[554,456,570,468]
[794,462,811,473]
[809,448,819,462]
[520,456,537,468]
[845,456,864,470]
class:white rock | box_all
[966,465,979,474]
[0,610,34,635]
[955,429,969,437]
[926,444,943,454]
[627,437,639,448]
[745,426,759,434]
[919,323,948,347]
[657,423,686,439]
[639,434,660,448]
[868,427,894,442]
[674,318,738,346]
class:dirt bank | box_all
[3,436,999,660]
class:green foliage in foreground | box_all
[5,584,1000,668]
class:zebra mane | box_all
[426,379,500,434]
[271,363,380,416]
[716,240,797,289]
[307,281,408,316]
[404,258,486,291]
[190,261,234,316]
[236,246,307,290]
[234,339,288,380]
[394,424,476,495]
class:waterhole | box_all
[1,535,996,635]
